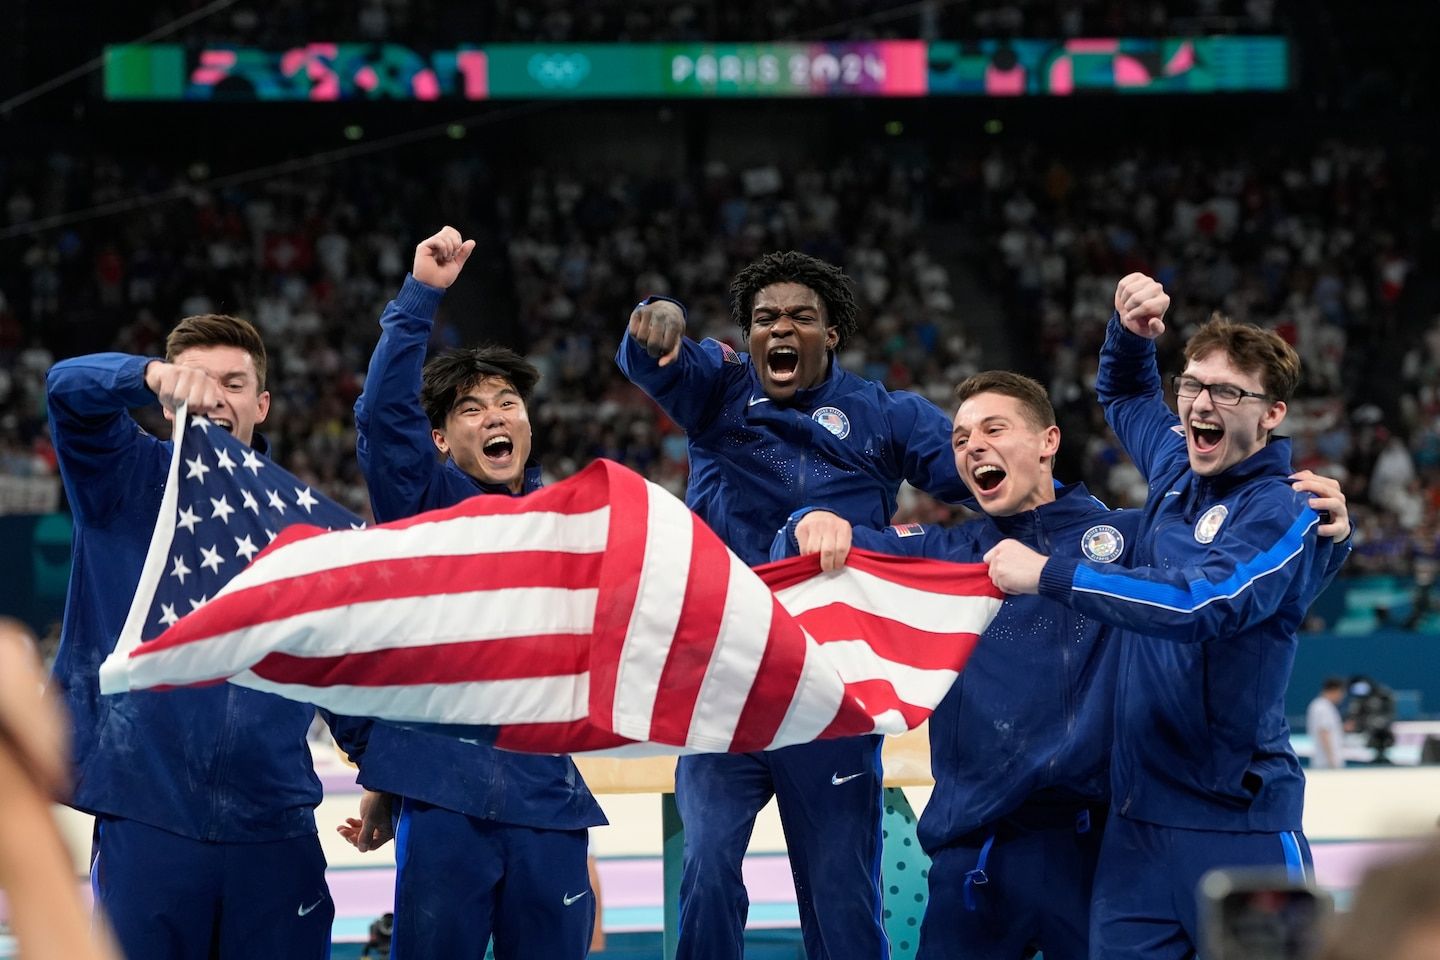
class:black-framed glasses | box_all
[1170,376,1270,406]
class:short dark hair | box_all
[729,251,859,350]
[1184,313,1301,402]
[955,371,1057,430]
[420,346,540,430]
[165,314,268,391]
[1323,676,1346,693]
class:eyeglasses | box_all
[1170,376,1271,406]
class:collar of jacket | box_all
[990,482,1100,537]
[1192,437,1294,500]
[467,459,544,497]
[746,351,844,408]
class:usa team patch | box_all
[889,523,926,538]
[1081,524,1124,563]
[812,406,851,439]
[1194,504,1228,544]
[718,341,742,365]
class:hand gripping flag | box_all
[101,410,1003,755]
[99,407,367,676]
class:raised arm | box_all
[615,296,732,433]
[1095,274,1186,480]
[47,353,229,522]
[354,227,474,518]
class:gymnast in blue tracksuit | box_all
[343,228,605,960]
[46,317,355,959]
[619,251,970,960]
[778,371,1351,960]
[773,370,1128,960]
[985,275,1353,960]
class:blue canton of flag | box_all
[130,412,365,647]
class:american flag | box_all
[102,413,1002,756]
[101,408,364,672]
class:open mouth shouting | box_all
[767,345,800,384]
[208,416,235,434]
[1188,418,1225,456]
[972,463,1007,494]
[966,462,1013,506]
[482,434,515,465]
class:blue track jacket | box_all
[1036,316,1351,832]
[776,484,1136,853]
[616,331,968,566]
[349,275,605,831]
[47,355,334,842]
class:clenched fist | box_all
[413,226,475,290]
[1114,273,1170,340]
[627,299,686,368]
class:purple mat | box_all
[1311,838,1431,890]
[326,854,798,918]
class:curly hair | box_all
[420,346,540,429]
[728,251,859,350]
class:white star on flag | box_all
[266,490,287,515]
[294,487,318,513]
[210,495,236,524]
[234,535,259,562]
[242,450,264,475]
[170,555,192,584]
[177,505,201,534]
[200,545,225,574]
[214,448,237,475]
[242,489,260,515]
[158,603,179,628]
[184,455,210,482]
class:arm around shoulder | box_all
[1037,492,1325,643]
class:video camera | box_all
[1345,675,1397,764]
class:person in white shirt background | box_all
[1307,677,1348,769]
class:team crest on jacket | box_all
[1081,524,1124,563]
[812,406,851,439]
[1194,504,1229,544]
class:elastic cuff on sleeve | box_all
[636,295,689,321]
[1038,556,1081,601]
[395,274,447,317]
[786,506,827,554]
[1104,312,1156,355]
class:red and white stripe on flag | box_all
[99,459,1002,756]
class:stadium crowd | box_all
[2,134,1435,578]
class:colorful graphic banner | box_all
[927,37,1289,95]
[103,38,1288,101]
